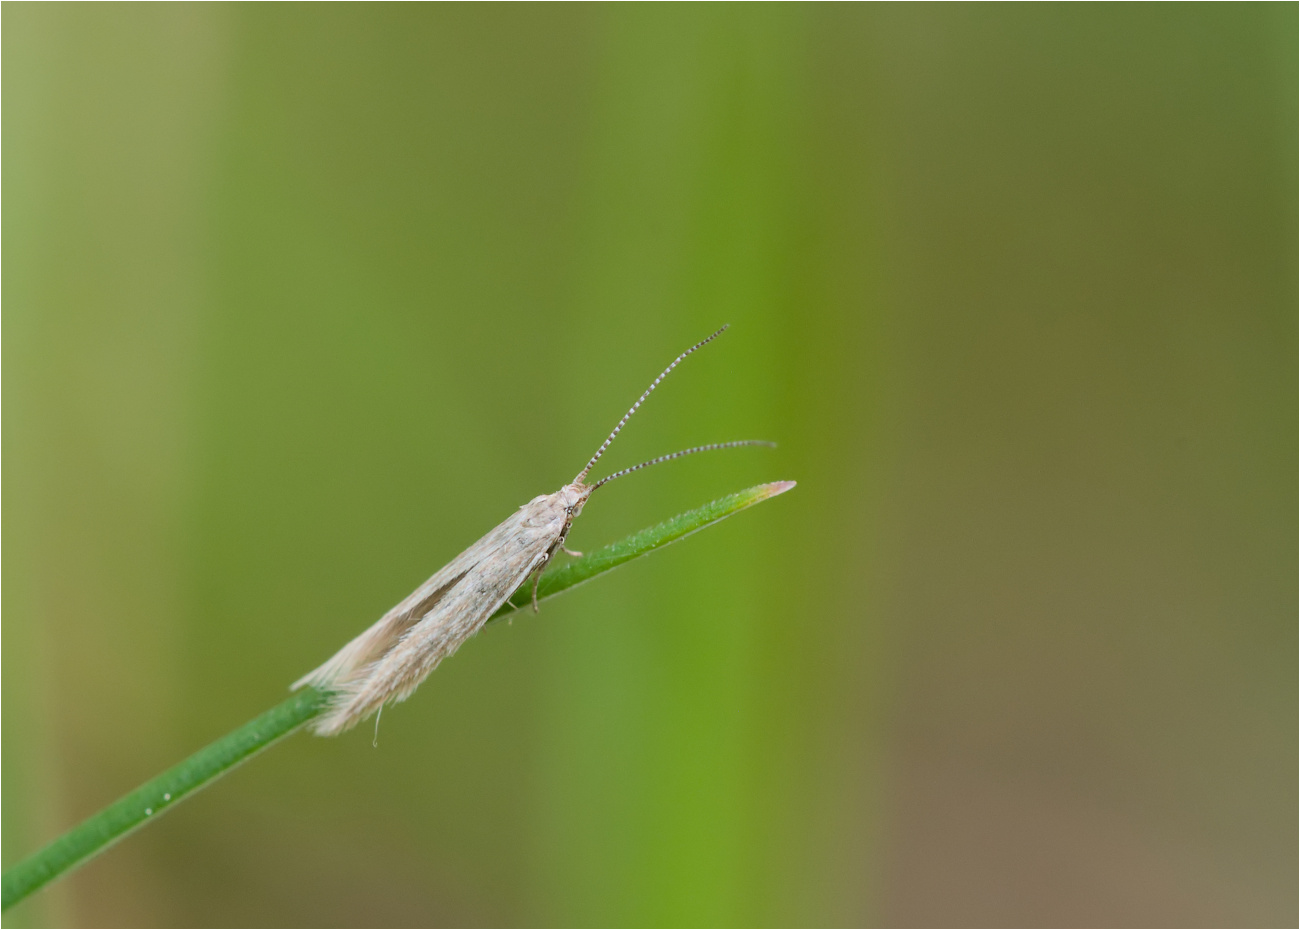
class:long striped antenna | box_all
[575,324,730,484]
[592,440,776,490]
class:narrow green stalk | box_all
[1,688,328,912]
[2,480,795,911]
[493,480,796,618]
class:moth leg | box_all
[530,552,552,613]
[562,546,583,557]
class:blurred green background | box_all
[3,5,1294,926]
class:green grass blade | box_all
[493,479,797,618]
[1,687,329,911]
[1,480,795,910]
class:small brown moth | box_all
[294,325,771,736]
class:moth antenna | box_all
[592,440,775,489]
[575,324,730,485]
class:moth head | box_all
[559,482,593,519]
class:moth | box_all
[294,324,771,736]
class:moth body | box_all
[297,482,590,736]
[294,325,771,736]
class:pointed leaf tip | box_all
[491,480,796,620]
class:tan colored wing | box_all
[300,493,568,735]
[291,528,498,693]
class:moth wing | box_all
[292,512,529,692]
[310,513,560,735]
